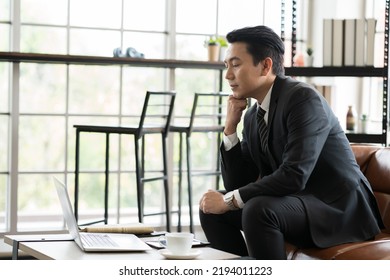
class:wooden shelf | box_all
[1,52,386,77]
[0,51,226,70]
[285,66,386,77]
[346,133,387,144]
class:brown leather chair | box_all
[286,145,390,260]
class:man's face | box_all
[224,42,265,100]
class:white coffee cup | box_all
[159,232,194,255]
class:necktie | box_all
[257,107,268,153]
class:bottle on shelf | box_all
[346,105,357,132]
[360,114,368,133]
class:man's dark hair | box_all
[226,25,285,75]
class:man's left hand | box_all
[199,189,229,214]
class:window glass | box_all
[0,62,9,112]
[174,69,219,121]
[118,173,138,218]
[0,175,6,232]
[361,77,384,134]
[123,0,166,31]
[121,67,167,115]
[19,64,67,114]
[0,0,10,21]
[69,28,121,56]
[175,34,209,61]
[263,0,283,35]
[72,172,123,225]
[367,0,386,67]
[122,32,166,59]
[176,0,217,34]
[17,173,65,231]
[0,62,8,227]
[70,0,122,29]
[0,116,8,171]
[21,0,68,25]
[0,25,10,51]
[68,118,119,171]
[67,116,120,174]
[21,26,67,54]
[364,1,386,131]
[68,65,121,114]
[18,116,66,171]
[218,0,264,36]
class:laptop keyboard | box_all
[81,233,119,248]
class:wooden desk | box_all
[4,234,237,260]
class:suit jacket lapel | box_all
[265,75,285,171]
[248,105,262,166]
[267,75,283,129]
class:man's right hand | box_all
[224,95,248,135]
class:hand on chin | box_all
[232,91,246,100]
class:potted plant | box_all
[216,36,228,61]
[305,47,314,66]
[205,36,220,61]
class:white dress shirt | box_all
[222,86,273,208]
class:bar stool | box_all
[74,90,176,231]
[170,92,229,233]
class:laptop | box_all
[53,177,151,252]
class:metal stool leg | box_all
[162,134,171,232]
[75,130,110,225]
[103,133,110,224]
[134,136,144,223]
[74,129,80,222]
[177,132,183,232]
[186,134,194,233]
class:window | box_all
[0,0,11,232]
[3,0,172,234]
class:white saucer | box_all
[159,249,201,260]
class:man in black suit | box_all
[199,25,384,260]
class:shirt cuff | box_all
[233,189,245,208]
[223,132,239,151]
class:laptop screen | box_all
[53,177,82,242]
